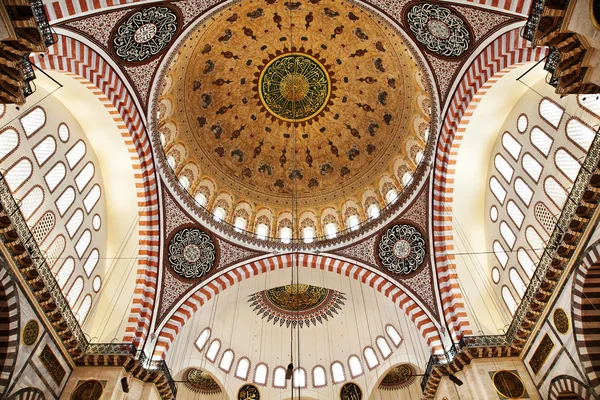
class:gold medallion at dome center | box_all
[259,53,330,122]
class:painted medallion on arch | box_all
[379,364,416,390]
[167,227,217,279]
[378,223,426,275]
[185,368,222,394]
[340,382,363,400]
[238,384,260,400]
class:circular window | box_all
[491,267,500,283]
[517,114,528,133]
[92,276,102,292]
[58,123,70,142]
[490,206,498,222]
[92,214,101,230]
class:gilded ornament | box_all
[238,384,260,400]
[529,333,554,374]
[22,319,39,346]
[39,344,66,385]
[492,370,525,399]
[378,224,426,275]
[379,364,416,390]
[553,308,569,334]
[185,368,222,394]
[167,227,216,279]
[340,382,362,400]
[71,380,103,400]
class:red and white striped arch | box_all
[431,28,546,341]
[153,253,443,359]
[31,34,160,348]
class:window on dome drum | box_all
[490,177,506,204]
[83,249,99,277]
[160,132,166,145]
[522,154,543,182]
[44,162,66,193]
[236,359,253,380]
[56,257,75,289]
[507,200,524,228]
[500,221,516,249]
[213,207,225,221]
[219,350,234,372]
[402,172,412,186]
[526,226,546,258]
[75,162,94,192]
[530,127,553,157]
[303,227,315,243]
[20,106,45,137]
[20,186,43,220]
[56,186,76,216]
[313,366,326,387]
[502,132,522,160]
[66,209,84,238]
[331,362,345,383]
[502,286,518,316]
[567,118,595,151]
[510,268,527,298]
[0,128,18,162]
[517,115,528,133]
[385,189,398,204]
[514,178,533,206]
[195,328,211,351]
[492,267,500,283]
[83,185,101,213]
[66,276,83,307]
[539,99,564,128]
[578,94,600,117]
[376,337,392,359]
[280,227,292,243]
[178,176,190,190]
[348,215,359,231]
[58,123,70,142]
[6,158,33,191]
[256,223,269,240]
[493,240,509,268]
[424,127,430,140]
[517,248,536,278]
[66,140,86,169]
[255,364,268,385]
[415,150,424,164]
[273,367,286,388]
[386,325,402,346]
[490,206,498,222]
[167,155,176,169]
[75,229,92,258]
[206,340,220,362]
[76,294,92,324]
[495,154,514,182]
[555,148,581,182]
[368,204,380,219]
[325,223,337,239]
[234,217,247,232]
[348,356,363,378]
[293,368,306,388]
[195,192,207,207]
[364,347,379,369]
[544,176,568,208]
[32,136,56,166]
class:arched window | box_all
[517,248,536,278]
[492,267,500,283]
[32,211,55,244]
[76,294,92,324]
[58,123,70,142]
[0,128,18,161]
[92,215,101,230]
[566,118,595,151]
[402,172,412,186]
[75,230,92,258]
[495,154,514,182]
[490,177,506,204]
[578,94,600,117]
[178,176,190,190]
[325,222,337,239]
[235,358,250,379]
[167,155,176,169]
[66,276,83,307]
[490,206,498,222]
[386,325,402,346]
[83,185,101,213]
[530,127,553,156]
[273,366,286,388]
[507,200,524,228]
[195,192,207,206]
[376,337,392,359]
[206,339,221,362]
[293,368,306,388]
[514,178,533,206]
[75,162,95,192]
[502,132,522,160]
[500,221,516,249]
[20,106,45,137]
[92,276,101,292]
[213,207,225,221]
[44,162,66,193]
[32,136,56,166]
[312,366,326,387]
[20,186,43,220]
[6,158,33,191]
[56,186,76,216]
[195,328,211,351]
[256,223,269,240]
[56,257,75,288]
[367,204,380,218]
[555,148,580,182]
[254,363,268,385]
[280,227,292,243]
[544,176,568,208]
[363,347,379,369]
[83,249,99,277]
[234,217,247,232]
[526,226,545,257]
[502,286,518,315]
[331,362,345,383]
[385,189,397,204]
[66,140,86,169]
[522,154,543,182]
[493,240,509,267]
[348,356,363,378]
[347,215,359,231]
[65,209,84,238]
[539,99,564,128]
[219,349,234,372]
[46,235,65,268]
[517,115,528,133]
[509,268,527,298]
[303,227,315,243]
[535,202,556,234]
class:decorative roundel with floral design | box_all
[112,6,179,63]
[167,227,216,279]
[405,3,471,58]
[378,224,426,275]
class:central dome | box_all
[157,0,432,241]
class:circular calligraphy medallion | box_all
[553,308,569,334]
[183,243,202,263]
[379,364,416,390]
[378,224,426,275]
[185,369,222,394]
[258,53,331,122]
[426,19,451,40]
[71,380,103,400]
[167,227,216,279]
[492,370,525,399]
[134,23,158,43]
[393,239,411,259]
[238,384,260,400]
[340,383,363,400]
[22,319,39,346]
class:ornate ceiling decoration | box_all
[71,380,104,400]
[167,227,217,279]
[379,364,416,390]
[248,284,345,327]
[184,369,222,394]
[378,223,426,275]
